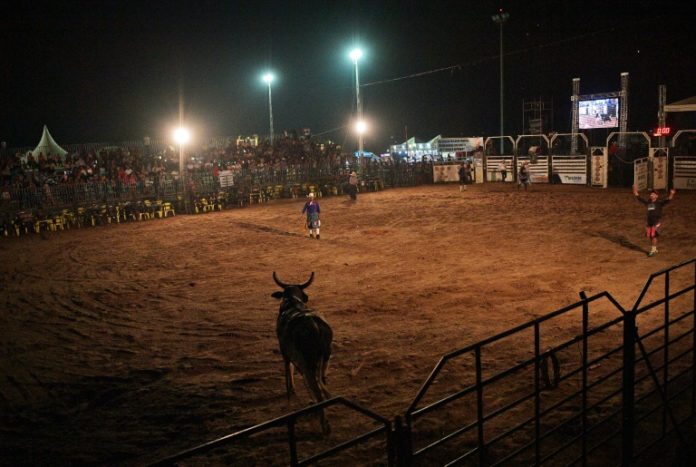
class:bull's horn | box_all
[273,271,289,288]
[299,272,315,289]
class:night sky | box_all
[2,0,695,152]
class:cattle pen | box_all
[1,183,696,465]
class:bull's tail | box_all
[300,318,332,434]
[303,358,331,435]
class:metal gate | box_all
[484,136,516,182]
[517,155,549,183]
[606,132,651,187]
[671,130,696,189]
[550,133,589,185]
[551,155,588,185]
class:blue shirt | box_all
[302,201,320,216]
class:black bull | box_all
[271,272,333,433]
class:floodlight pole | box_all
[267,80,274,144]
[179,143,189,214]
[350,49,364,157]
[492,11,509,154]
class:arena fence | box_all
[150,259,695,466]
[0,162,433,215]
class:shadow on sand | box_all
[592,230,648,255]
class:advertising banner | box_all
[650,148,668,190]
[633,158,649,191]
[590,147,607,187]
[432,164,460,183]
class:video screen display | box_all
[578,98,619,129]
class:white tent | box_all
[30,125,68,159]
[664,96,696,113]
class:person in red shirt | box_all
[633,185,676,257]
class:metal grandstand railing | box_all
[149,259,695,467]
[0,162,432,213]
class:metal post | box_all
[499,20,504,153]
[619,72,629,149]
[475,346,486,466]
[663,272,670,437]
[354,59,363,156]
[534,322,541,465]
[492,11,509,155]
[693,262,696,419]
[268,82,274,144]
[622,310,636,466]
[571,78,580,155]
[658,85,666,148]
[179,143,190,214]
[392,415,407,467]
[288,418,298,466]
[580,291,589,467]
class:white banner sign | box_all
[432,165,460,183]
[219,170,235,188]
[634,158,649,191]
[651,152,668,190]
[557,173,587,184]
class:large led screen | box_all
[579,98,619,129]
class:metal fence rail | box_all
[143,260,695,466]
[147,397,393,467]
[0,162,432,214]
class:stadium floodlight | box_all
[173,127,191,145]
[355,120,367,135]
[262,72,275,143]
[349,48,363,64]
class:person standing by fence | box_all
[458,163,467,192]
[347,171,358,201]
[517,162,530,191]
[632,185,676,257]
[302,192,321,239]
[498,161,508,182]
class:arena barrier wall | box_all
[484,155,515,182]
[149,259,696,467]
[517,155,549,183]
[551,155,588,185]
[484,136,516,182]
[673,157,696,190]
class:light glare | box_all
[173,127,191,145]
[355,120,367,134]
[349,48,363,63]
[262,73,274,84]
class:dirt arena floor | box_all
[1,183,695,466]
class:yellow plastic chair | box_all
[142,200,154,220]
[52,214,66,231]
[61,209,76,229]
[162,202,175,217]
[249,187,262,204]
